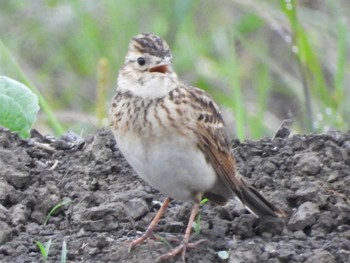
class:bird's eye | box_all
[137,57,146,66]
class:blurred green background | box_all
[0,0,349,140]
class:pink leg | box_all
[156,193,206,262]
[128,197,171,252]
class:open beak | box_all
[149,64,169,74]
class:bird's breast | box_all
[109,93,218,201]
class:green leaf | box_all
[36,239,51,260]
[192,214,202,235]
[0,76,39,138]
[45,239,52,257]
[155,234,172,249]
[44,198,72,225]
[36,241,46,259]
[60,240,67,263]
[199,198,208,206]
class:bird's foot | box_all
[128,197,172,253]
[128,229,156,253]
[156,239,206,262]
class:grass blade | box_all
[60,240,67,263]
[36,239,51,260]
[44,198,71,225]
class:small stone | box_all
[123,198,149,220]
[261,161,276,174]
[0,204,8,221]
[314,211,336,232]
[248,156,262,167]
[0,245,15,256]
[3,168,30,188]
[0,180,14,203]
[229,245,259,263]
[293,230,307,240]
[14,244,29,255]
[327,171,340,183]
[336,249,350,263]
[11,203,30,225]
[288,202,320,231]
[309,137,325,151]
[305,249,335,263]
[217,250,230,260]
[276,244,297,262]
[233,214,256,238]
[31,210,46,224]
[294,153,321,176]
[0,221,12,245]
[293,182,323,202]
[257,216,284,236]
[210,219,228,239]
[291,135,307,150]
[80,202,129,231]
[0,149,30,188]
[264,243,277,254]
[88,247,100,255]
[325,141,347,162]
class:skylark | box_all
[109,33,285,262]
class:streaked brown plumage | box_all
[110,33,285,262]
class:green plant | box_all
[60,240,67,263]
[44,198,72,225]
[1,2,349,137]
[36,239,52,260]
[96,57,110,125]
[192,198,208,235]
[280,0,348,131]
[0,76,39,138]
[0,41,65,135]
[192,214,202,235]
[199,198,209,206]
[36,239,68,263]
[36,198,71,261]
[155,234,173,249]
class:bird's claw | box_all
[156,239,207,262]
[128,231,156,253]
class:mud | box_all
[0,127,349,263]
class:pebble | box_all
[0,180,14,203]
[0,221,12,245]
[123,198,149,220]
[11,203,30,225]
[288,202,320,231]
[294,153,322,176]
[305,249,335,263]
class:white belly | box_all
[115,131,217,201]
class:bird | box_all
[109,33,285,262]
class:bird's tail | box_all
[238,183,286,218]
[228,172,285,218]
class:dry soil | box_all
[0,127,349,263]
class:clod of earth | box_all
[0,127,349,262]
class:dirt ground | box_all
[0,127,349,263]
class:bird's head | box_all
[118,33,178,97]
[125,33,175,75]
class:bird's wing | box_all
[179,86,285,218]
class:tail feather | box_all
[239,185,285,218]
